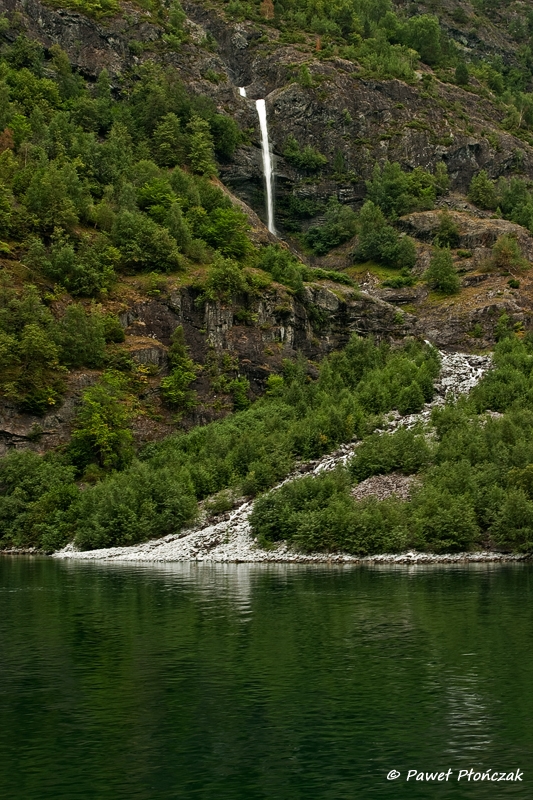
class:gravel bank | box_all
[55,351,516,565]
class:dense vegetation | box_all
[0,335,439,551]
[0,23,360,413]
[250,333,533,555]
[3,0,533,560]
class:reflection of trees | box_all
[0,560,531,799]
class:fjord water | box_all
[1,560,532,800]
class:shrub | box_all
[350,428,432,481]
[249,469,410,555]
[68,372,134,472]
[468,170,498,210]
[1,323,65,414]
[434,211,460,248]
[455,61,469,85]
[202,254,249,301]
[491,487,533,551]
[112,210,183,272]
[27,228,120,297]
[0,451,77,550]
[160,326,198,410]
[424,247,460,294]
[283,136,328,171]
[196,206,251,259]
[490,234,527,271]
[54,304,107,368]
[228,376,250,410]
[209,114,241,160]
[304,197,358,255]
[258,245,305,292]
[397,381,426,414]
[411,486,480,552]
[354,201,416,269]
[24,160,88,233]
[73,461,197,550]
[365,161,443,219]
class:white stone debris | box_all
[55,350,525,565]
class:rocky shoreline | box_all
[50,350,527,566]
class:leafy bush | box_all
[68,372,135,473]
[434,211,460,248]
[0,276,67,412]
[490,234,528,271]
[160,326,199,410]
[424,248,460,294]
[194,206,251,259]
[28,228,119,298]
[353,201,417,269]
[54,304,107,368]
[258,245,305,292]
[304,198,358,255]
[455,61,469,85]
[283,136,328,172]
[0,451,77,551]
[202,254,251,301]
[73,461,197,550]
[468,170,498,210]
[112,211,183,272]
[366,161,447,219]
[350,428,432,481]
[250,469,410,555]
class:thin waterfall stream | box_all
[255,98,276,235]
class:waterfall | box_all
[239,87,246,97]
[255,99,276,235]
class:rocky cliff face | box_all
[6,0,533,229]
[3,0,533,458]
[0,278,415,457]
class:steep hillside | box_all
[3,0,533,554]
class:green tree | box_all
[203,254,249,301]
[402,14,443,65]
[491,234,527,271]
[160,326,198,410]
[305,197,358,255]
[199,207,251,258]
[424,247,460,294]
[2,323,65,414]
[0,182,13,237]
[166,203,193,253]
[366,161,438,218]
[0,451,77,551]
[210,114,241,160]
[27,231,118,296]
[25,161,88,232]
[69,372,134,472]
[354,201,416,269]
[468,170,499,210]
[54,304,107,368]
[153,113,186,167]
[455,61,469,86]
[259,245,305,292]
[187,115,217,176]
[434,211,460,247]
[112,210,183,272]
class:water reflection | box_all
[0,559,531,800]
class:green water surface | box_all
[0,558,532,799]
